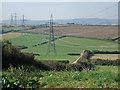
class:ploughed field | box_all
[26,25,118,39]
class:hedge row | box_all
[40,60,94,71]
[92,50,120,54]
[91,59,119,66]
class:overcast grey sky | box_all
[2,2,118,20]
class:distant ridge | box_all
[1,18,117,25]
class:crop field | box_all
[27,25,118,39]
[90,54,119,60]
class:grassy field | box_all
[2,25,118,63]
[9,34,118,63]
[2,66,118,88]
[91,54,119,60]
[9,33,59,47]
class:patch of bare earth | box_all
[27,26,118,39]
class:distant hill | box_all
[1,18,117,25]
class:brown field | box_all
[27,25,118,39]
[91,54,119,60]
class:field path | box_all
[72,52,83,64]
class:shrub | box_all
[40,60,94,71]
[2,40,49,70]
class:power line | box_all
[84,4,118,18]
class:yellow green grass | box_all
[2,33,23,39]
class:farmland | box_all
[2,33,23,39]
[91,54,119,60]
[2,24,119,88]
[8,33,118,63]
[1,25,118,63]
[27,25,118,39]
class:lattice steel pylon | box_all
[47,14,56,55]
[10,14,13,25]
[22,15,25,35]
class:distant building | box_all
[67,22,75,24]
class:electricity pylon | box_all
[22,15,25,35]
[10,14,13,25]
[47,14,56,55]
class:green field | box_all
[10,34,59,47]
[9,33,118,63]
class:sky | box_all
[2,2,118,20]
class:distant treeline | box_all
[92,50,120,54]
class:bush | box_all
[82,50,93,59]
[2,40,49,70]
[40,60,94,71]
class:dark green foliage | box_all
[2,40,34,68]
[91,59,119,66]
[2,40,49,70]
[40,60,94,71]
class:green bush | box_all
[40,60,94,71]
[2,40,49,70]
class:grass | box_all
[7,33,118,63]
[2,66,118,88]
[10,33,60,47]
[22,36,118,63]
[91,54,119,60]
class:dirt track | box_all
[27,25,118,39]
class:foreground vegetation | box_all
[2,66,118,88]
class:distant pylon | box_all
[10,14,13,25]
[47,14,56,55]
[22,15,25,35]
[14,13,17,25]
[22,15,25,25]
